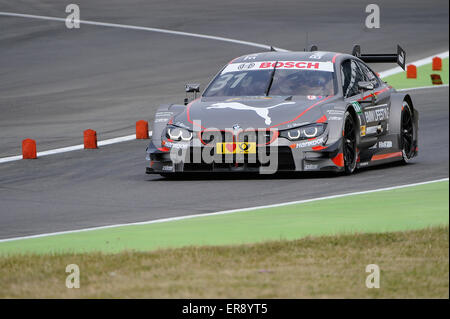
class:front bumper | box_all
[146,137,344,174]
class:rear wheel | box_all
[343,111,357,174]
[400,101,415,164]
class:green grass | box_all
[383,57,448,89]
[0,227,448,298]
[0,181,447,256]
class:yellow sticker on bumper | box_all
[216,142,257,154]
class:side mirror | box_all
[358,81,374,91]
[184,83,200,105]
[185,83,200,93]
[358,81,375,104]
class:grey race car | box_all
[146,45,418,176]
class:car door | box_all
[340,59,387,143]
[356,61,391,139]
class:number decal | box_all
[229,72,247,88]
[209,74,233,91]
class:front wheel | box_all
[343,111,357,174]
[400,101,415,164]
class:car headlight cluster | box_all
[165,126,193,141]
[280,124,326,141]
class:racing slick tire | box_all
[343,111,357,174]
[400,101,415,164]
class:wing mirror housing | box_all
[358,81,375,104]
[184,83,200,105]
[185,83,200,93]
[358,81,374,91]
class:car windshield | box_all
[203,61,336,97]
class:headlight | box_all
[280,124,326,141]
[165,126,193,141]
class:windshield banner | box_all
[222,61,334,73]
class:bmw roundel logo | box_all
[233,124,241,130]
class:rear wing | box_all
[352,44,406,70]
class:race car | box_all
[146,45,418,176]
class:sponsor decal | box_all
[360,125,366,136]
[366,126,377,135]
[155,111,173,117]
[366,125,382,135]
[216,142,257,154]
[295,136,325,148]
[328,116,342,121]
[206,101,295,125]
[222,61,334,73]
[351,101,362,114]
[286,121,310,129]
[327,109,345,115]
[237,62,256,70]
[309,52,326,59]
[259,61,333,71]
[155,118,169,123]
[364,107,389,122]
[304,163,318,170]
[378,141,392,148]
[165,142,189,149]
[162,165,173,171]
[359,162,369,167]
[243,54,259,60]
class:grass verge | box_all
[0,226,447,298]
[0,181,448,255]
[383,57,448,89]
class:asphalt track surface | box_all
[0,0,448,239]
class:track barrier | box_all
[83,129,98,149]
[406,65,417,78]
[22,139,37,159]
[432,57,442,71]
[136,120,149,139]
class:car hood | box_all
[173,96,336,131]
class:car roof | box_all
[230,51,354,64]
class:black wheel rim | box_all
[343,116,356,171]
[401,105,414,158]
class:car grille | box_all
[183,146,295,171]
